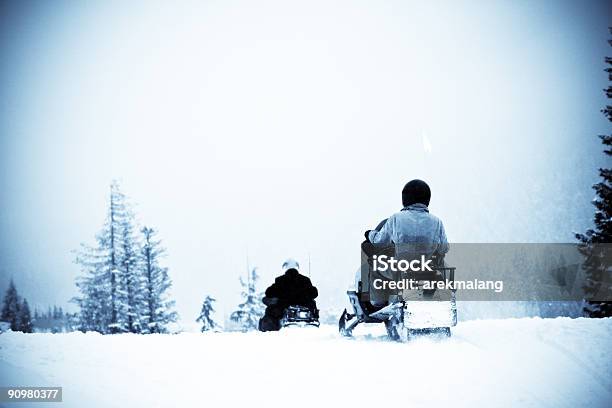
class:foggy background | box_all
[1,0,610,324]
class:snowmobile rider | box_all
[258,259,319,332]
[366,179,448,251]
[359,180,449,303]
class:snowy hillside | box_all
[1,317,611,408]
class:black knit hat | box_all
[402,179,431,207]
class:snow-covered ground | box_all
[1,317,611,408]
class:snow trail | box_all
[0,317,611,408]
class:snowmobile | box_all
[280,305,320,328]
[339,244,457,341]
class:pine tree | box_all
[576,28,612,318]
[17,299,33,333]
[118,202,143,333]
[74,181,137,333]
[230,268,264,331]
[1,279,21,331]
[106,180,124,332]
[196,296,218,332]
[73,258,112,332]
[140,227,177,333]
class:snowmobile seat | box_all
[360,240,450,305]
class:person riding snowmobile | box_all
[358,179,449,305]
[366,179,448,249]
[258,259,319,332]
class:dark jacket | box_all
[264,269,318,307]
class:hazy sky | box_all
[1,0,611,323]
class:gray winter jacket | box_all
[367,203,449,258]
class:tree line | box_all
[0,280,33,333]
[0,279,89,333]
[33,305,79,333]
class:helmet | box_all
[402,179,431,207]
[282,258,300,273]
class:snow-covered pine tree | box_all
[73,255,112,332]
[17,299,33,333]
[1,279,21,331]
[196,296,218,332]
[118,200,144,333]
[140,227,177,333]
[74,180,139,333]
[576,28,612,318]
[230,268,264,331]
